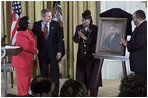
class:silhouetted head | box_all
[60,79,88,97]
[31,75,55,97]
[119,73,147,97]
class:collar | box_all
[137,19,146,27]
[42,20,50,25]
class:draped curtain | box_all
[1,1,100,79]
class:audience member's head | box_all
[119,88,140,97]
[60,79,88,97]
[30,75,55,97]
[119,73,147,97]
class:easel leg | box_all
[92,59,104,97]
[122,61,127,78]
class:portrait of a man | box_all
[101,24,122,52]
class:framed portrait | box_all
[95,17,127,56]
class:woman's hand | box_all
[78,30,87,40]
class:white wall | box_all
[100,1,147,79]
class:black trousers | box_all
[38,52,59,96]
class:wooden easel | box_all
[92,54,129,97]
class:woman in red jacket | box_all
[12,16,37,95]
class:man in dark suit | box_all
[32,9,62,96]
[120,10,147,83]
[103,24,121,51]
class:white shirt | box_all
[42,21,50,36]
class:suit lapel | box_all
[49,21,54,35]
[87,25,92,38]
[39,20,42,33]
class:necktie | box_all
[44,23,48,40]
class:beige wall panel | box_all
[21,1,26,16]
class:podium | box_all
[1,46,22,96]
[92,53,129,97]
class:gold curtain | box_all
[1,1,100,79]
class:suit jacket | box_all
[12,30,37,68]
[100,8,132,35]
[103,33,121,51]
[127,21,147,72]
[73,24,98,60]
[32,20,62,57]
[73,24,102,88]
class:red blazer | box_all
[12,29,37,68]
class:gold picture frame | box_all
[95,17,127,56]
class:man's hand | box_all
[78,30,87,40]
[56,52,62,60]
[120,39,128,47]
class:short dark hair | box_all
[82,10,93,24]
[41,9,51,17]
[60,79,88,97]
[30,75,53,96]
[17,16,29,31]
[135,10,146,20]
[119,73,147,97]
[118,88,140,97]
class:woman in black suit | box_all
[73,10,102,96]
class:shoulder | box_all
[75,25,83,31]
[16,30,27,39]
[137,20,147,32]
[76,24,83,29]
[91,24,98,29]
[139,20,147,28]
[90,24,98,32]
[17,30,28,35]
[51,20,59,25]
[77,24,83,27]
[142,21,147,27]
[143,20,147,24]
[33,20,42,25]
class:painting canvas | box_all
[95,18,127,56]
